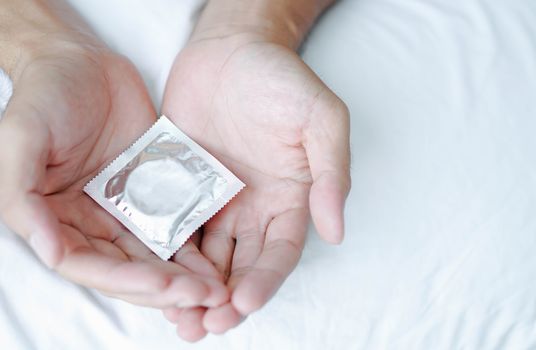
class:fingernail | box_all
[29,232,56,268]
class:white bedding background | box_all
[1,0,536,349]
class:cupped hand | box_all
[0,37,228,309]
[162,34,351,340]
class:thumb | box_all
[0,92,64,268]
[303,93,351,244]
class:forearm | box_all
[191,0,336,49]
[0,0,98,81]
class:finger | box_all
[175,307,209,342]
[7,194,64,268]
[47,192,126,242]
[173,232,222,279]
[105,276,227,309]
[112,232,228,304]
[91,235,230,308]
[0,107,63,268]
[57,213,229,308]
[87,237,129,260]
[163,307,184,323]
[303,95,351,244]
[201,217,236,278]
[48,191,163,263]
[59,241,229,309]
[203,303,244,334]
[62,248,228,309]
[200,226,264,333]
[56,226,173,294]
[112,231,163,262]
[227,228,264,284]
[231,208,308,315]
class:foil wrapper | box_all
[84,116,245,260]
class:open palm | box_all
[0,46,227,308]
[162,37,351,339]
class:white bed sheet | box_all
[2,0,536,349]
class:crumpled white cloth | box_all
[0,68,12,117]
[2,0,536,349]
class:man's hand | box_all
[161,0,351,341]
[0,0,228,309]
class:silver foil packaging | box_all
[84,116,245,260]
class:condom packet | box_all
[84,116,245,260]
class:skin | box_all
[0,0,228,310]
[161,0,351,342]
[0,0,351,343]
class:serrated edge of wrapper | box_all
[83,115,246,261]
[161,180,245,260]
[84,117,164,192]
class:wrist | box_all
[190,0,335,50]
[0,0,103,82]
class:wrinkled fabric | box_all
[1,0,536,349]
[0,68,12,118]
